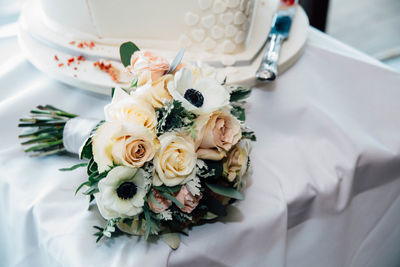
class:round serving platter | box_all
[18,0,309,95]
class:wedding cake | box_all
[40,0,279,55]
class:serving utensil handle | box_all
[256,34,284,82]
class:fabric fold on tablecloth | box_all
[1,31,400,267]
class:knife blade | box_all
[255,0,298,81]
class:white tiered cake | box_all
[40,0,279,55]
[18,0,308,93]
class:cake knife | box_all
[255,0,298,81]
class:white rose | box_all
[154,132,197,186]
[104,87,157,131]
[167,68,230,115]
[92,121,159,172]
[95,166,148,219]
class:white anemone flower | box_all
[95,166,148,219]
[167,68,230,115]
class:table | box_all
[1,28,400,267]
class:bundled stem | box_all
[18,105,77,157]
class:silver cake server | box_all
[255,0,298,81]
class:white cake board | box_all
[18,0,309,95]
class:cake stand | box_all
[18,0,309,95]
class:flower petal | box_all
[92,122,122,172]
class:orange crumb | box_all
[58,63,64,67]
[93,60,120,82]
[67,57,75,66]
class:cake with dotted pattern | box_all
[40,0,279,56]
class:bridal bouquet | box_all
[19,42,255,249]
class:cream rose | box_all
[92,121,159,172]
[104,87,157,131]
[154,132,197,186]
[128,50,170,81]
[133,74,174,108]
[195,110,242,160]
[223,139,251,182]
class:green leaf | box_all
[242,130,256,141]
[137,216,143,233]
[162,233,181,250]
[143,207,152,240]
[205,183,244,200]
[160,192,184,208]
[200,160,223,180]
[156,100,196,135]
[120,41,140,67]
[231,104,246,122]
[221,76,227,85]
[123,218,133,227]
[75,181,89,195]
[59,162,88,172]
[111,87,115,98]
[129,76,138,88]
[79,138,92,160]
[149,191,163,208]
[168,48,185,74]
[202,193,227,216]
[229,86,252,102]
[154,185,181,194]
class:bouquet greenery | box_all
[19,42,255,249]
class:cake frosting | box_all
[40,0,278,55]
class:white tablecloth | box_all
[1,28,400,267]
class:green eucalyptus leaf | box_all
[205,183,244,200]
[149,191,163,208]
[160,192,184,208]
[168,48,185,74]
[120,41,140,67]
[143,207,152,240]
[162,233,181,250]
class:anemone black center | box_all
[184,88,204,107]
[116,182,137,200]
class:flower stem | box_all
[18,105,78,157]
